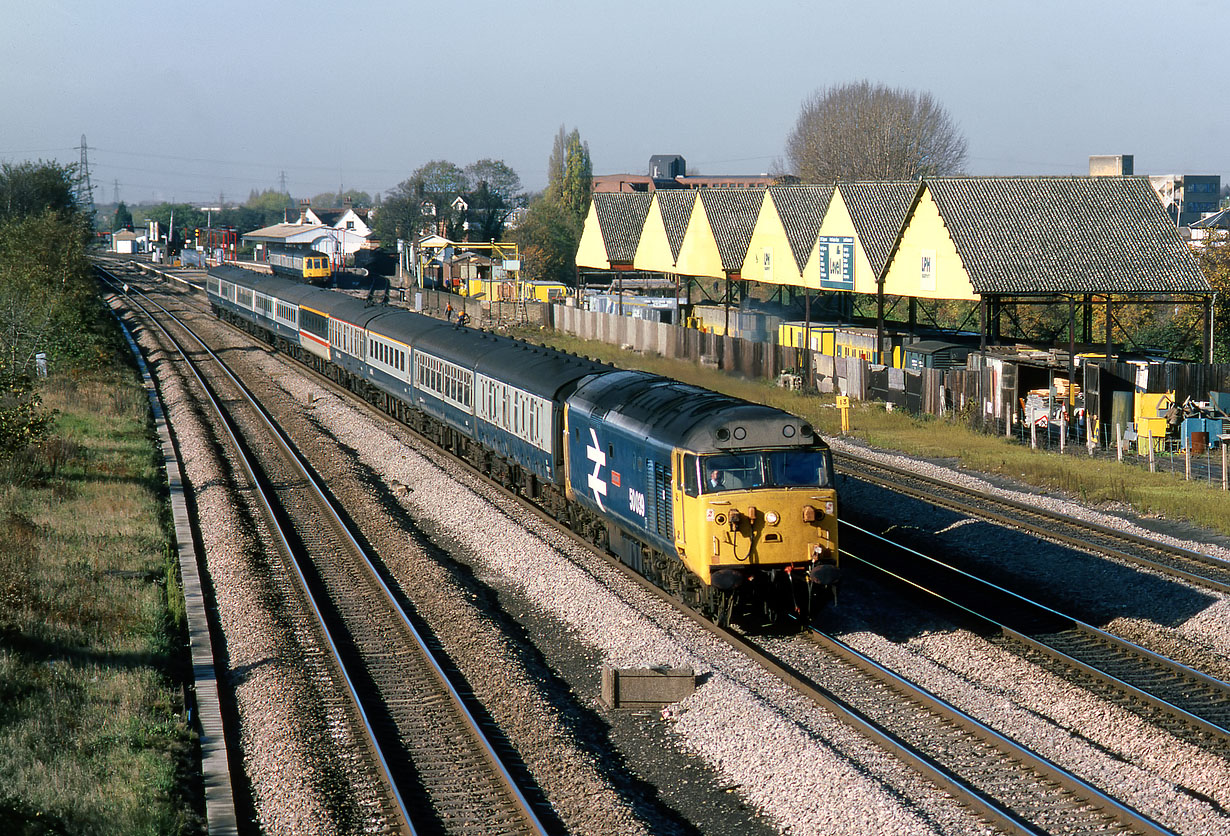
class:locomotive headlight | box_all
[765,511,780,526]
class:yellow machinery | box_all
[1134,392,1174,453]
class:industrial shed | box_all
[578,176,1211,361]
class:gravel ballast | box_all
[145,288,1230,835]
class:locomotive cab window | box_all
[767,448,833,487]
[682,453,700,497]
[701,448,833,493]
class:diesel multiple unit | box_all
[207,265,839,624]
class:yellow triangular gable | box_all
[633,193,678,273]
[575,201,611,269]
[741,191,801,286]
[803,188,877,294]
[882,185,978,301]
[674,197,725,279]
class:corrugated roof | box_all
[768,185,835,273]
[698,188,765,271]
[925,176,1210,295]
[654,190,697,261]
[837,181,921,277]
[592,193,652,262]
[242,222,328,242]
[1190,208,1230,229]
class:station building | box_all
[242,221,368,269]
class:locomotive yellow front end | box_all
[674,438,840,622]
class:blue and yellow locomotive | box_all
[207,265,838,625]
[565,371,838,622]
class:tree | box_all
[510,196,581,285]
[464,159,524,241]
[0,163,105,469]
[309,188,372,208]
[0,161,79,224]
[113,201,133,230]
[142,204,207,251]
[559,131,592,222]
[785,80,967,182]
[545,126,591,225]
[375,160,472,245]
[546,126,568,197]
[0,210,96,465]
[509,127,592,285]
[245,188,294,216]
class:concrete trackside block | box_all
[601,666,695,710]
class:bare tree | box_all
[785,81,967,182]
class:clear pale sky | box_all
[3,0,1225,206]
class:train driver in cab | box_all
[707,468,726,491]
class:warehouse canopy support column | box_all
[876,278,886,364]
[979,296,987,353]
[723,277,731,336]
[804,290,811,353]
[1069,295,1077,432]
[1105,296,1114,362]
[1206,294,1214,363]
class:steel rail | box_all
[841,518,1230,744]
[835,450,1230,595]
[105,269,550,836]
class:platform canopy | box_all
[882,176,1210,301]
[242,221,332,245]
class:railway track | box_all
[837,450,1230,595]
[104,268,552,836]
[840,520,1230,755]
[110,262,1203,834]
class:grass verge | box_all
[516,327,1230,538]
[0,368,201,835]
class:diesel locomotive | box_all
[206,265,839,624]
[266,241,332,284]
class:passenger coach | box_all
[206,265,839,624]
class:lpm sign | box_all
[816,236,854,290]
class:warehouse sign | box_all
[920,249,936,291]
[817,236,854,290]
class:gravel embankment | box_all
[129,313,386,836]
